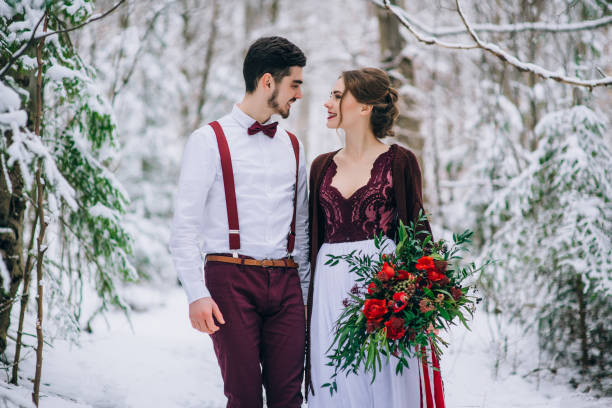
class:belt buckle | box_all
[260,258,271,268]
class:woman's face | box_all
[323,77,363,130]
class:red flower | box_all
[426,322,440,335]
[415,256,436,272]
[385,316,406,340]
[427,270,446,282]
[433,259,448,273]
[397,269,416,281]
[366,318,383,333]
[392,292,409,313]
[451,286,463,300]
[362,299,388,320]
[427,267,450,286]
[367,282,378,295]
[377,262,395,282]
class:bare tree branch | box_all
[380,1,478,50]
[371,0,612,37]
[454,0,612,88]
[111,3,173,102]
[435,15,612,36]
[377,0,612,88]
[0,0,126,80]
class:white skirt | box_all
[308,238,428,408]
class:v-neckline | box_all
[328,145,393,201]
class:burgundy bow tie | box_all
[248,121,278,138]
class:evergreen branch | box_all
[34,0,127,41]
[0,12,46,80]
[0,1,126,80]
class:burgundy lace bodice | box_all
[319,145,397,243]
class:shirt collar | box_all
[231,104,275,129]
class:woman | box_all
[306,68,444,407]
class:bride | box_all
[305,67,445,407]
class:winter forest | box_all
[1,0,611,407]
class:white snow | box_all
[3,287,608,408]
[0,255,10,292]
[0,81,22,111]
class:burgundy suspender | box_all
[286,131,299,254]
[209,121,300,257]
[210,121,241,256]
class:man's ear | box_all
[259,73,274,91]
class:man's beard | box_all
[267,88,291,119]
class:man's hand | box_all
[189,297,225,334]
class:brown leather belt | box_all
[206,255,299,269]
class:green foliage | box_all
[322,211,485,395]
[0,0,138,337]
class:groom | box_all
[169,36,310,408]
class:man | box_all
[169,36,309,408]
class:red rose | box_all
[367,282,378,295]
[427,270,450,286]
[427,270,446,282]
[366,318,383,333]
[377,262,395,282]
[392,292,409,313]
[415,256,435,272]
[385,316,406,340]
[397,269,416,281]
[451,286,463,300]
[362,299,388,320]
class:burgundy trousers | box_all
[205,259,305,408]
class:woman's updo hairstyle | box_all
[340,67,399,139]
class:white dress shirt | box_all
[169,104,310,304]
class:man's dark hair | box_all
[243,36,306,93]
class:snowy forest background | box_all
[1,0,611,407]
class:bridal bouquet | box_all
[323,212,484,394]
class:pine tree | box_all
[480,106,612,389]
[0,0,138,371]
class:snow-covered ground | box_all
[2,286,608,408]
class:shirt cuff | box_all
[181,279,210,304]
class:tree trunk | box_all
[0,62,37,355]
[193,0,220,129]
[32,15,48,407]
[376,1,426,198]
[575,274,589,372]
[11,198,38,384]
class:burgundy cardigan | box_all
[304,144,432,398]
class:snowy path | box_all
[5,287,607,408]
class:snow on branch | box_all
[377,1,478,50]
[371,0,612,37]
[454,0,612,88]
[0,0,126,80]
[33,0,126,41]
[377,0,612,88]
